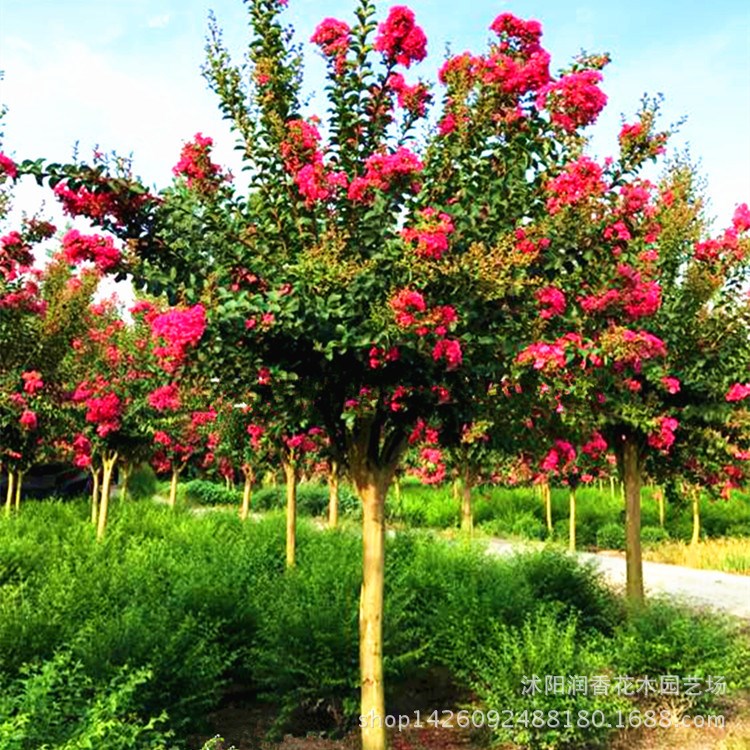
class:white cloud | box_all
[147,14,171,29]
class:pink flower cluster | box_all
[348,147,423,203]
[368,345,400,369]
[173,133,222,192]
[537,70,607,133]
[535,286,566,319]
[432,338,462,370]
[22,371,44,395]
[246,423,265,451]
[401,208,454,260]
[310,18,350,75]
[516,341,566,371]
[0,152,18,179]
[19,409,38,431]
[148,383,181,411]
[581,431,608,459]
[84,391,122,438]
[694,204,750,264]
[61,229,121,272]
[541,439,576,474]
[389,74,431,117]
[483,13,550,96]
[546,157,606,214]
[150,304,207,371]
[726,383,750,402]
[514,228,551,257]
[647,416,679,453]
[374,6,427,68]
[662,376,681,394]
[1,231,34,275]
[72,434,92,468]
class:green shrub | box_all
[253,483,358,517]
[0,651,173,750]
[467,609,628,749]
[596,522,625,550]
[183,479,241,506]
[641,525,670,545]
[511,513,547,540]
[125,463,159,501]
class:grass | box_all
[642,537,750,575]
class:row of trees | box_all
[2,2,749,748]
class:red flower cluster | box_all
[514,228,551,257]
[483,13,550,96]
[61,229,121,272]
[22,371,44,395]
[173,133,223,192]
[662,376,681,394]
[150,304,206,370]
[541,439,576,474]
[535,286,566,319]
[246,423,265,450]
[516,341,566,371]
[432,338,462,370]
[84,391,122,437]
[546,157,606,214]
[311,18,350,75]
[280,119,322,174]
[647,416,679,452]
[348,147,424,203]
[1,231,34,275]
[401,208,454,260]
[374,6,427,68]
[726,383,750,402]
[694,206,749,264]
[581,431,608,459]
[0,152,18,179]
[72,433,92,468]
[19,409,38,431]
[616,264,662,319]
[147,383,181,411]
[368,345,400,369]
[388,74,431,117]
[537,70,607,133]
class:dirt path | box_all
[485,538,750,619]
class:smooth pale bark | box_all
[656,487,665,527]
[568,488,576,552]
[542,482,553,534]
[168,468,180,508]
[690,486,701,546]
[240,466,253,521]
[96,453,118,541]
[5,471,14,515]
[14,471,23,511]
[352,470,390,750]
[609,475,615,500]
[621,437,644,603]
[90,468,101,525]
[120,465,130,501]
[282,460,297,568]
[452,477,460,502]
[328,460,340,529]
[460,468,473,533]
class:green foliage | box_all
[640,525,670,545]
[183,478,241,506]
[126,463,159,501]
[596,522,626,550]
[467,609,629,749]
[253,482,358,516]
[0,651,173,750]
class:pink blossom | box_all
[662,376,681,394]
[432,338,462,370]
[546,157,606,214]
[61,229,121,272]
[390,288,426,327]
[0,152,18,179]
[537,70,607,133]
[535,286,566,319]
[173,133,222,191]
[375,6,427,68]
[19,409,38,431]
[516,341,566,371]
[311,18,350,74]
[22,371,44,395]
[733,203,750,233]
[148,384,181,411]
[401,208,454,260]
[648,416,679,452]
[726,383,750,402]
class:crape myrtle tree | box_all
[513,110,750,602]
[20,4,658,748]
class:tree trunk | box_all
[328,460,340,529]
[14,471,23,511]
[91,468,101,525]
[5,470,14,515]
[282,460,297,568]
[621,436,644,603]
[96,453,118,541]
[460,467,473,533]
[168,467,180,508]
[353,470,390,750]
[609,475,615,500]
[690,486,701,546]
[568,488,576,552]
[240,466,253,521]
[656,487,665,527]
[120,464,130,501]
[542,481,553,534]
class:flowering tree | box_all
[514,119,750,601]
[18,4,748,748]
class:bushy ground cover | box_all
[0,500,748,749]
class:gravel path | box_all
[485,538,750,620]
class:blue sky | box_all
[1,0,748,225]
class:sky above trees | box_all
[1,0,748,225]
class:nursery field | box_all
[0,498,749,750]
